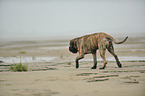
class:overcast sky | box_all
[0,0,145,40]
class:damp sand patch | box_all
[76,72,119,82]
[121,77,139,84]
[76,73,98,76]
[120,75,140,84]
[87,75,118,82]
[87,78,109,82]
[124,81,139,84]
[102,69,145,73]
[93,74,118,78]
[31,67,57,71]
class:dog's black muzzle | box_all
[69,46,77,53]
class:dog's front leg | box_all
[75,54,84,68]
[75,38,85,68]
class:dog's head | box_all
[69,38,78,53]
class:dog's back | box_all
[80,33,109,51]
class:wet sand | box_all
[0,37,145,96]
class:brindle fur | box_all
[69,32,128,69]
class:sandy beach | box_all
[1,0,145,95]
[0,36,145,96]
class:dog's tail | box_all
[105,33,128,44]
[112,36,128,44]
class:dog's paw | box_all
[118,64,122,68]
[91,66,97,69]
[99,67,105,70]
[76,64,79,69]
[117,63,122,68]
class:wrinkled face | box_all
[69,39,78,53]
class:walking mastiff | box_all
[69,32,128,69]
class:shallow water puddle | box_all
[0,56,56,64]
[82,56,145,62]
[39,46,68,50]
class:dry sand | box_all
[0,37,145,96]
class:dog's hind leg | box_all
[107,41,122,68]
[99,47,107,69]
[91,51,97,69]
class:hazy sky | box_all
[0,0,145,40]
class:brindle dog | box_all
[69,32,128,69]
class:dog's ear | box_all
[70,39,75,46]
